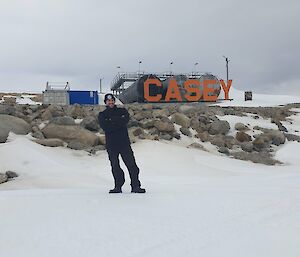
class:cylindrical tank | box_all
[161,75,188,102]
[198,73,221,100]
[117,74,161,104]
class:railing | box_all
[45,81,70,91]
[110,71,214,90]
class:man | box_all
[98,93,146,194]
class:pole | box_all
[138,60,142,76]
[99,78,102,94]
[223,56,230,84]
[169,61,173,75]
[194,62,198,77]
[226,58,228,84]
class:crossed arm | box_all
[98,108,129,132]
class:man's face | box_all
[106,98,115,108]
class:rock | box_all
[234,122,249,131]
[178,105,195,114]
[0,114,31,135]
[69,104,87,119]
[29,105,40,112]
[88,144,106,154]
[190,117,200,130]
[127,108,135,117]
[140,120,155,129]
[172,131,181,140]
[284,133,300,142]
[134,111,152,121]
[46,105,64,117]
[196,131,210,142]
[236,131,252,142]
[0,173,8,184]
[198,115,209,124]
[180,127,192,137]
[128,133,137,144]
[154,120,175,132]
[127,119,140,128]
[67,140,88,150]
[152,109,169,118]
[187,142,207,151]
[171,113,190,128]
[41,109,53,121]
[3,97,16,104]
[98,135,106,145]
[218,146,229,155]
[223,135,236,149]
[148,127,159,135]
[160,116,172,123]
[253,125,265,131]
[132,127,144,137]
[0,129,9,143]
[208,120,230,135]
[42,124,99,146]
[231,151,281,165]
[273,120,288,132]
[92,144,106,151]
[80,116,99,131]
[266,130,286,146]
[5,171,18,179]
[241,142,254,152]
[159,133,173,140]
[31,126,40,133]
[31,130,45,139]
[50,116,76,126]
[252,135,270,151]
[0,104,16,115]
[210,136,226,147]
[35,138,65,147]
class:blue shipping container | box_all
[68,91,99,105]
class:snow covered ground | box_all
[216,87,300,107]
[1,134,300,257]
[1,90,300,257]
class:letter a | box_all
[165,79,182,102]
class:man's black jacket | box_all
[98,105,130,150]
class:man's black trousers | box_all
[107,144,141,189]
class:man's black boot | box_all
[131,187,146,193]
[109,187,122,193]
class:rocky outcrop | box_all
[0,114,31,135]
[42,124,99,146]
[0,101,299,165]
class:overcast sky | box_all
[0,0,299,94]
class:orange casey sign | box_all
[143,79,232,102]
